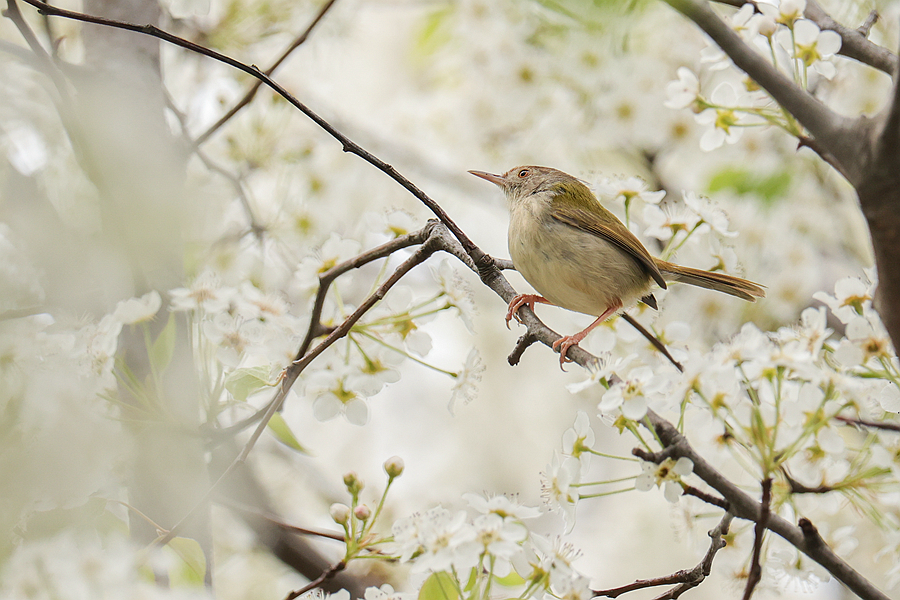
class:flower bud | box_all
[354,505,372,521]
[383,456,405,478]
[343,471,363,494]
[330,503,351,524]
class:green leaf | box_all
[148,314,177,375]
[165,536,206,587]
[707,167,791,204]
[493,571,526,587]
[418,572,459,600]
[267,411,309,454]
[414,6,453,57]
[225,365,276,402]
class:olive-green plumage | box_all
[469,165,765,366]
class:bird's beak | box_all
[468,170,505,187]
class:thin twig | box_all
[742,477,771,600]
[834,415,900,432]
[594,511,733,599]
[683,485,729,509]
[195,0,340,145]
[284,561,347,600]
[217,498,345,541]
[857,10,879,38]
[621,313,684,372]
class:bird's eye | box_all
[518,169,530,178]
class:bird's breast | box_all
[508,202,652,317]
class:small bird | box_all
[469,166,765,368]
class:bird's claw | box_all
[552,336,579,371]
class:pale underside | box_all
[508,194,653,317]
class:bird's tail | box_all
[657,261,765,302]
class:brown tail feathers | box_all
[656,261,765,302]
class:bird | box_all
[469,165,765,368]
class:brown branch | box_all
[284,561,347,600]
[296,224,435,360]
[507,332,538,366]
[195,0,340,145]
[683,485,729,509]
[640,410,890,600]
[594,512,733,599]
[621,313,684,372]
[834,415,900,432]
[217,498,345,542]
[857,10,879,38]
[742,477,771,600]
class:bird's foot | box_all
[505,294,550,328]
[551,333,587,371]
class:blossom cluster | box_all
[665,0,843,150]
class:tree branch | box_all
[594,511,733,599]
[742,477,771,600]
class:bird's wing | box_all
[550,205,667,289]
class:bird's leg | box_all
[551,300,622,370]
[506,294,552,328]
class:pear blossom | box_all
[664,67,702,111]
[463,492,541,520]
[682,191,737,237]
[561,411,594,462]
[113,291,162,324]
[594,175,666,207]
[449,347,483,414]
[635,457,693,503]
[169,271,234,314]
[813,275,873,324]
[599,365,666,420]
[759,0,806,28]
[696,82,746,151]
[539,453,580,529]
[777,19,842,79]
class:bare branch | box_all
[507,332,539,366]
[664,0,861,180]
[682,485,729,509]
[217,498,345,542]
[834,414,900,432]
[621,314,684,372]
[742,478,771,600]
[284,561,347,600]
[857,10,879,38]
[195,0,340,145]
[594,512,733,599]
